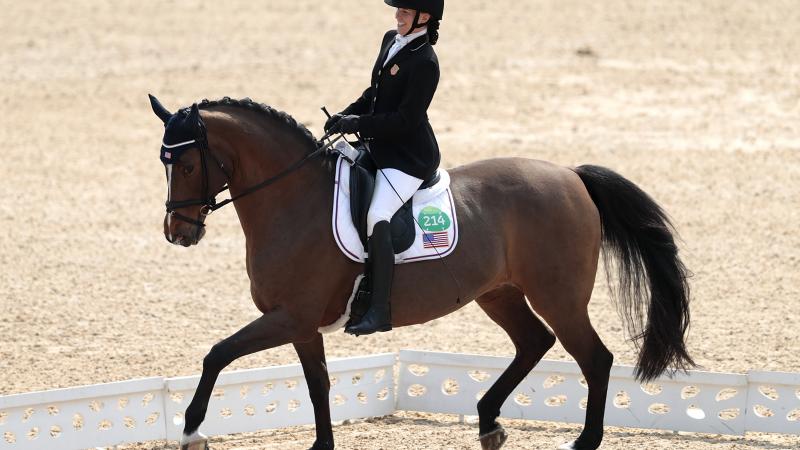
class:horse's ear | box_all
[189,103,200,120]
[149,94,172,124]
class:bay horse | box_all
[150,95,693,450]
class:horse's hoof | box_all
[558,438,601,450]
[180,441,208,450]
[479,425,508,450]
[308,440,334,450]
[180,433,209,450]
[180,442,208,450]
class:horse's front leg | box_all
[294,333,334,450]
[180,309,303,450]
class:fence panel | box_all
[164,353,396,441]
[0,377,165,450]
[605,366,747,435]
[397,350,750,436]
[744,371,800,434]
[2,350,799,450]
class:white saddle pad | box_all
[332,155,459,264]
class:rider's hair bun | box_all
[427,19,440,45]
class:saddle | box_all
[320,149,458,333]
[348,146,440,254]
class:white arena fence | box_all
[1,350,798,449]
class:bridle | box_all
[164,122,224,228]
[165,120,335,230]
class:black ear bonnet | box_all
[160,105,203,165]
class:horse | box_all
[149,95,694,450]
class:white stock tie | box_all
[383,29,427,67]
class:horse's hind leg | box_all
[294,334,334,450]
[538,308,613,450]
[475,285,556,450]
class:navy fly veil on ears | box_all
[160,104,203,165]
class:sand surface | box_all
[1,0,799,448]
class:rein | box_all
[166,127,339,228]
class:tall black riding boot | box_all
[345,220,394,336]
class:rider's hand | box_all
[332,115,360,134]
[324,113,343,132]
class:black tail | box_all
[574,165,695,382]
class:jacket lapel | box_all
[382,34,429,70]
[374,33,397,73]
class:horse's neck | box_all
[235,162,331,242]
[215,115,332,268]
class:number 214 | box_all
[423,215,446,227]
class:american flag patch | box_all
[423,231,449,249]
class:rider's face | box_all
[395,8,431,35]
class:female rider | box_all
[326,0,444,336]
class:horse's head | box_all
[149,95,228,247]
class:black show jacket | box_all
[341,30,441,181]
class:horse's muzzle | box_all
[168,228,205,247]
[164,214,206,246]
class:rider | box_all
[326,0,444,336]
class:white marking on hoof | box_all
[180,430,208,450]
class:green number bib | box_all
[418,206,451,232]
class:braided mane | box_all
[198,97,319,154]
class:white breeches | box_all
[367,168,424,236]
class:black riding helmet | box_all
[385,0,444,36]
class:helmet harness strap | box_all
[404,10,429,36]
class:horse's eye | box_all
[183,165,194,175]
